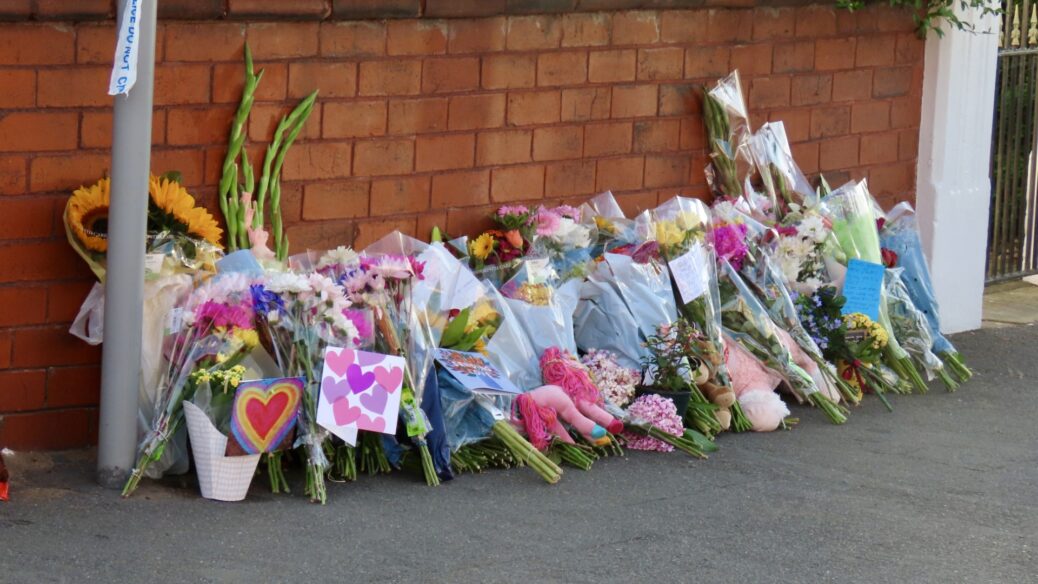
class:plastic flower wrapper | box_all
[884,269,951,388]
[578,191,641,255]
[343,237,448,485]
[436,369,563,483]
[498,259,581,358]
[716,208,859,408]
[749,122,818,221]
[252,271,359,503]
[716,259,849,422]
[637,197,735,409]
[573,260,648,369]
[703,71,755,200]
[879,203,972,382]
[823,180,929,393]
[122,273,260,497]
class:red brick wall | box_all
[0,1,924,449]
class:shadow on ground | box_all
[2,327,1036,584]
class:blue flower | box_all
[251,284,284,316]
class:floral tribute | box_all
[65,66,970,503]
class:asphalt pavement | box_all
[1,325,1036,584]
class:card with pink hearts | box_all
[316,347,405,446]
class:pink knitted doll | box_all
[724,335,789,432]
[539,347,624,435]
[515,385,611,448]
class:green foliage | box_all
[836,0,1001,38]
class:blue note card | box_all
[841,259,885,321]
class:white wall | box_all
[915,6,1000,333]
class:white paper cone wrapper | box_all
[183,401,260,501]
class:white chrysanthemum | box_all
[317,245,359,270]
[264,272,311,294]
[799,214,828,243]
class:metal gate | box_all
[988,0,1038,282]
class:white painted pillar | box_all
[915,6,1001,333]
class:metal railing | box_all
[988,0,1038,282]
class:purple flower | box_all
[711,223,749,271]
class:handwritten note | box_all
[668,244,710,304]
[841,259,885,320]
[108,0,143,96]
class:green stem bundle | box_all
[491,421,562,484]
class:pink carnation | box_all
[711,223,749,271]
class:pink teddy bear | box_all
[724,335,789,432]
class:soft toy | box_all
[538,347,625,435]
[515,385,612,448]
[724,335,789,432]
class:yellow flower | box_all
[472,337,487,355]
[149,175,223,247]
[216,353,228,364]
[594,216,616,234]
[234,328,259,349]
[469,301,498,327]
[66,177,111,253]
[655,220,683,249]
[469,233,495,261]
[675,211,701,231]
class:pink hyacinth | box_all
[622,394,683,452]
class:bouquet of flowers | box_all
[66,173,223,281]
[581,349,638,407]
[823,181,928,393]
[529,204,596,280]
[499,260,582,358]
[573,259,647,369]
[122,273,259,496]
[879,203,972,383]
[636,197,741,429]
[795,287,900,407]
[702,71,754,200]
[252,270,359,503]
[717,259,849,423]
[713,207,859,408]
[749,122,818,221]
[883,269,950,388]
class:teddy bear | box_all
[724,334,790,432]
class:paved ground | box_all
[983,278,1038,328]
[2,325,1036,584]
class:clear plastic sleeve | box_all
[879,203,959,356]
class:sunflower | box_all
[67,177,111,253]
[148,175,223,247]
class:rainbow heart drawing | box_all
[229,377,303,455]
